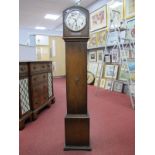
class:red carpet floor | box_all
[19,78,135,155]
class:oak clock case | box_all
[63,6,91,151]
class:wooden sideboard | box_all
[19,61,55,130]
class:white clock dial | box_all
[65,9,86,32]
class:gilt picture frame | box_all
[90,5,107,32]
[96,29,107,47]
[87,32,97,49]
[124,0,135,19]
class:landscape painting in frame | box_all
[124,0,135,19]
[90,5,107,32]
[104,65,118,79]
[118,64,129,81]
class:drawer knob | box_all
[20,67,24,71]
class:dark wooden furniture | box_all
[63,6,91,150]
[19,61,55,130]
[19,62,32,130]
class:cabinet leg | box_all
[51,97,55,104]
[32,112,38,121]
[19,120,25,130]
[47,102,51,108]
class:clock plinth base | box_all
[64,114,90,150]
[64,145,91,151]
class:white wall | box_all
[88,0,109,13]
[19,45,36,61]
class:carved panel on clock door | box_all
[48,73,52,97]
[19,78,30,115]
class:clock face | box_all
[65,9,86,32]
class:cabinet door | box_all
[19,78,31,115]
[31,82,48,110]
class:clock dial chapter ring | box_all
[65,9,87,32]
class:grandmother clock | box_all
[63,6,91,150]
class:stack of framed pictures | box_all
[87,0,135,96]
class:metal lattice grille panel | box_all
[19,78,30,115]
[48,73,52,97]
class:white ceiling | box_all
[19,0,98,32]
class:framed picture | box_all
[124,0,135,19]
[94,77,99,86]
[113,81,123,93]
[107,0,124,28]
[118,64,129,81]
[123,83,129,94]
[104,54,111,63]
[91,62,99,76]
[111,49,120,63]
[87,71,95,85]
[129,84,135,94]
[104,65,118,79]
[107,31,119,46]
[125,47,135,59]
[105,79,113,90]
[87,32,97,49]
[97,50,104,63]
[89,51,97,62]
[126,19,135,42]
[100,78,106,88]
[90,5,107,32]
[96,29,107,47]
[96,63,103,77]
[127,59,135,72]
[130,72,135,82]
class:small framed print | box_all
[127,59,135,72]
[113,81,123,93]
[123,83,129,95]
[94,77,99,86]
[107,0,124,28]
[97,50,104,63]
[89,51,97,62]
[105,79,113,90]
[96,63,103,77]
[100,78,106,88]
[118,64,129,81]
[91,62,98,76]
[87,32,97,49]
[126,19,135,42]
[96,29,107,47]
[87,71,95,85]
[104,65,118,79]
[104,54,111,63]
[111,49,120,63]
[90,5,107,32]
[124,0,135,19]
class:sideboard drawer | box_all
[31,73,48,85]
[19,63,28,76]
[30,63,48,74]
